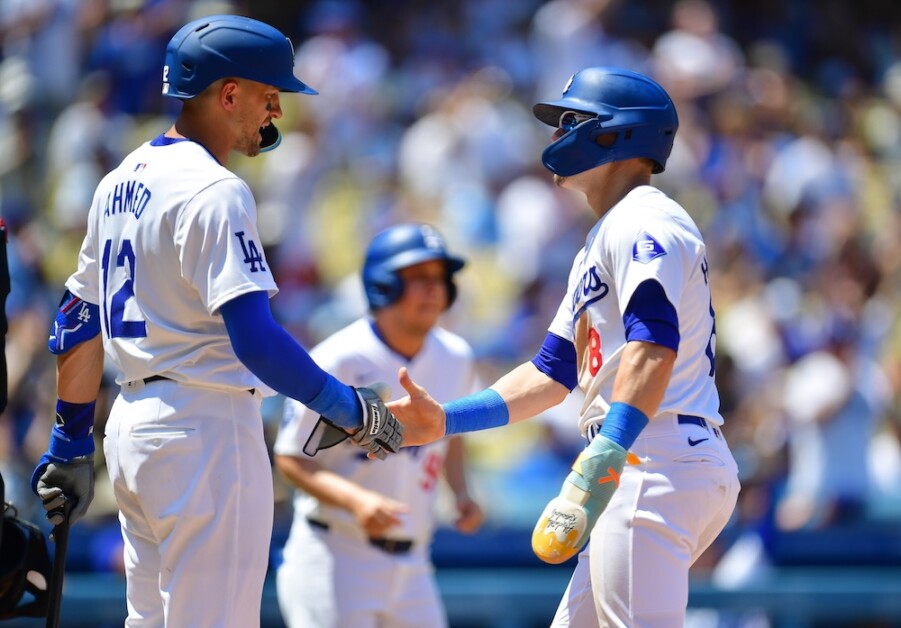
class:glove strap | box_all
[47,426,95,462]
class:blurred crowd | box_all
[1,0,900,583]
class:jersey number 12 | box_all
[102,238,147,338]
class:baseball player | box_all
[29,15,401,628]
[389,67,741,626]
[274,223,484,628]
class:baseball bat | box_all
[45,501,72,628]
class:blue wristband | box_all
[598,402,649,450]
[47,426,96,461]
[443,389,510,435]
[56,400,95,440]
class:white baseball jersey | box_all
[65,136,277,393]
[548,185,721,434]
[76,135,280,627]
[547,185,740,627]
[275,317,478,545]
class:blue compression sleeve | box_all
[598,402,649,450]
[622,279,680,352]
[443,389,510,435]
[531,332,579,391]
[220,291,361,429]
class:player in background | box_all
[29,15,401,628]
[389,67,741,626]
[274,223,484,628]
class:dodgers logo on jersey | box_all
[632,232,666,264]
[572,265,609,321]
[234,231,266,272]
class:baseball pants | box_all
[104,379,273,628]
[277,517,446,628]
[552,412,740,627]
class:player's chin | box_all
[247,138,263,158]
[235,139,262,158]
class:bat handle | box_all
[45,500,73,628]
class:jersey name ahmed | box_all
[64,137,277,393]
[548,186,722,430]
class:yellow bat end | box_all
[531,497,588,565]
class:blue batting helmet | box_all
[533,67,678,176]
[162,15,317,99]
[363,224,466,311]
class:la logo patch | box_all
[632,232,666,264]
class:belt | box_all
[677,415,706,428]
[306,517,414,555]
[141,375,256,396]
[678,414,722,439]
[588,413,722,443]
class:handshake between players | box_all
[306,383,405,460]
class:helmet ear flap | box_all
[446,277,458,309]
[364,268,403,311]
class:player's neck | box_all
[169,115,231,166]
[372,318,427,361]
[587,167,652,218]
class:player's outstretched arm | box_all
[389,362,569,446]
[220,291,402,458]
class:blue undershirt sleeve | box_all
[531,332,579,391]
[622,279,680,352]
[220,291,361,429]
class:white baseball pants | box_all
[104,379,273,628]
[552,412,740,627]
[276,517,446,628]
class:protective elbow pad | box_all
[48,290,100,355]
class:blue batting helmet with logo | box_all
[533,67,678,176]
[363,224,466,311]
[162,15,317,99]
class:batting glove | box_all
[531,434,626,564]
[31,427,96,526]
[303,384,404,460]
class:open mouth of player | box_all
[259,123,281,151]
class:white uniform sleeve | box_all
[174,178,278,315]
[606,214,687,317]
[547,246,585,342]
[64,189,103,304]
